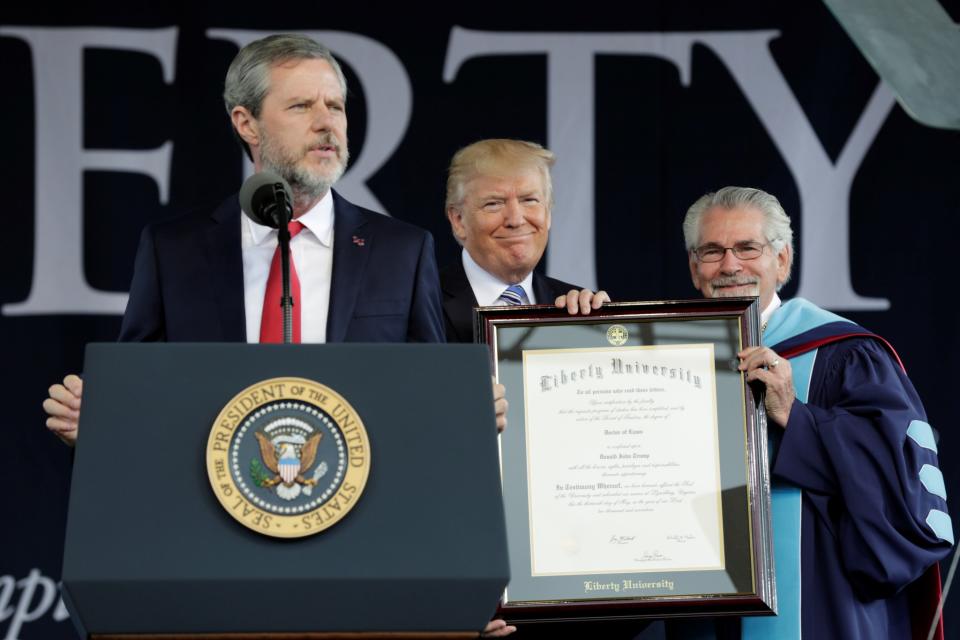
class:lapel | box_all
[327,190,372,343]
[531,271,554,306]
[205,195,246,342]
[440,256,479,343]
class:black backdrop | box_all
[2,3,959,638]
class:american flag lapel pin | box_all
[352,235,365,247]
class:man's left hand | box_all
[738,346,794,427]
[493,377,508,433]
[555,288,610,315]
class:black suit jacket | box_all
[439,255,578,343]
[119,190,445,343]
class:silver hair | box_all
[683,186,794,286]
[223,34,348,160]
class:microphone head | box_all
[239,171,294,228]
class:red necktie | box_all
[259,220,305,343]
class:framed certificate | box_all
[475,297,775,622]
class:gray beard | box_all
[708,276,759,297]
[260,137,349,208]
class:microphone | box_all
[239,171,297,343]
[239,171,294,229]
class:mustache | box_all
[710,276,759,287]
[304,133,342,155]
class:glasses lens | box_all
[696,246,725,262]
[695,242,766,262]
[733,243,764,259]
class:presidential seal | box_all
[607,324,629,346]
[206,377,370,538]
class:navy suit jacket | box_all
[119,190,444,343]
[439,255,578,343]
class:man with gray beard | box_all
[682,186,950,640]
[44,33,515,639]
[44,34,445,442]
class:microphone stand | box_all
[270,183,295,344]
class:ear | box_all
[447,207,468,242]
[231,106,260,149]
[776,244,792,287]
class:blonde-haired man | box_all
[441,139,607,342]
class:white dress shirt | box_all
[761,293,782,332]
[242,191,334,343]
[461,249,537,305]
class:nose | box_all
[311,104,334,131]
[717,248,743,274]
[503,198,525,227]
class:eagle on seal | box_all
[254,431,323,500]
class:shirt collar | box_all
[761,293,782,330]
[246,189,335,247]
[461,249,536,306]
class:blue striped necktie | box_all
[498,284,529,305]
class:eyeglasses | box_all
[693,241,768,263]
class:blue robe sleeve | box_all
[772,338,951,597]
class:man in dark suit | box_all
[118,189,441,344]
[441,139,608,344]
[442,139,609,639]
[44,34,444,443]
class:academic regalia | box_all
[759,298,951,640]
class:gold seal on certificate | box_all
[606,324,629,346]
[206,377,371,538]
[476,298,775,623]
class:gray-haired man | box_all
[683,186,950,639]
[45,34,446,436]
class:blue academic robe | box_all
[764,299,951,639]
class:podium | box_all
[60,343,509,639]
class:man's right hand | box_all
[481,619,516,638]
[43,374,83,446]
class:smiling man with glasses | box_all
[679,186,951,640]
[686,194,790,313]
